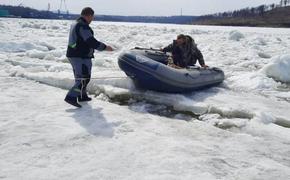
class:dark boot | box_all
[78,94,92,102]
[64,96,82,108]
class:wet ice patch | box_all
[261,54,290,83]
[128,101,194,121]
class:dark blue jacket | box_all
[66,17,107,58]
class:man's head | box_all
[176,34,186,46]
[81,7,94,24]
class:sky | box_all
[0,0,280,16]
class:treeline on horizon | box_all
[199,0,289,19]
[1,1,290,27]
[195,0,290,27]
[0,5,64,19]
[0,4,197,24]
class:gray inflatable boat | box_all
[118,49,225,93]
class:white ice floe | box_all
[0,42,48,52]
[228,30,245,41]
[26,49,63,60]
[261,54,290,83]
[37,41,56,51]
[21,22,47,29]
[258,52,271,59]
[252,36,268,46]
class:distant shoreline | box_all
[2,17,290,29]
[1,4,290,28]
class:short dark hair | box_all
[177,34,186,40]
[81,7,94,16]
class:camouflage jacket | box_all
[163,36,205,68]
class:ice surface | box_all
[1,18,290,179]
[261,54,290,83]
[0,42,49,52]
[1,18,290,123]
[1,76,290,180]
[228,30,245,41]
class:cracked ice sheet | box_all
[1,76,290,180]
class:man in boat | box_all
[65,7,114,108]
[162,34,208,69]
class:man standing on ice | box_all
[65,7,113,108]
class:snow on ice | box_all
[1,18,290,179]
[262,54,290,83]
[228,30,245,41]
